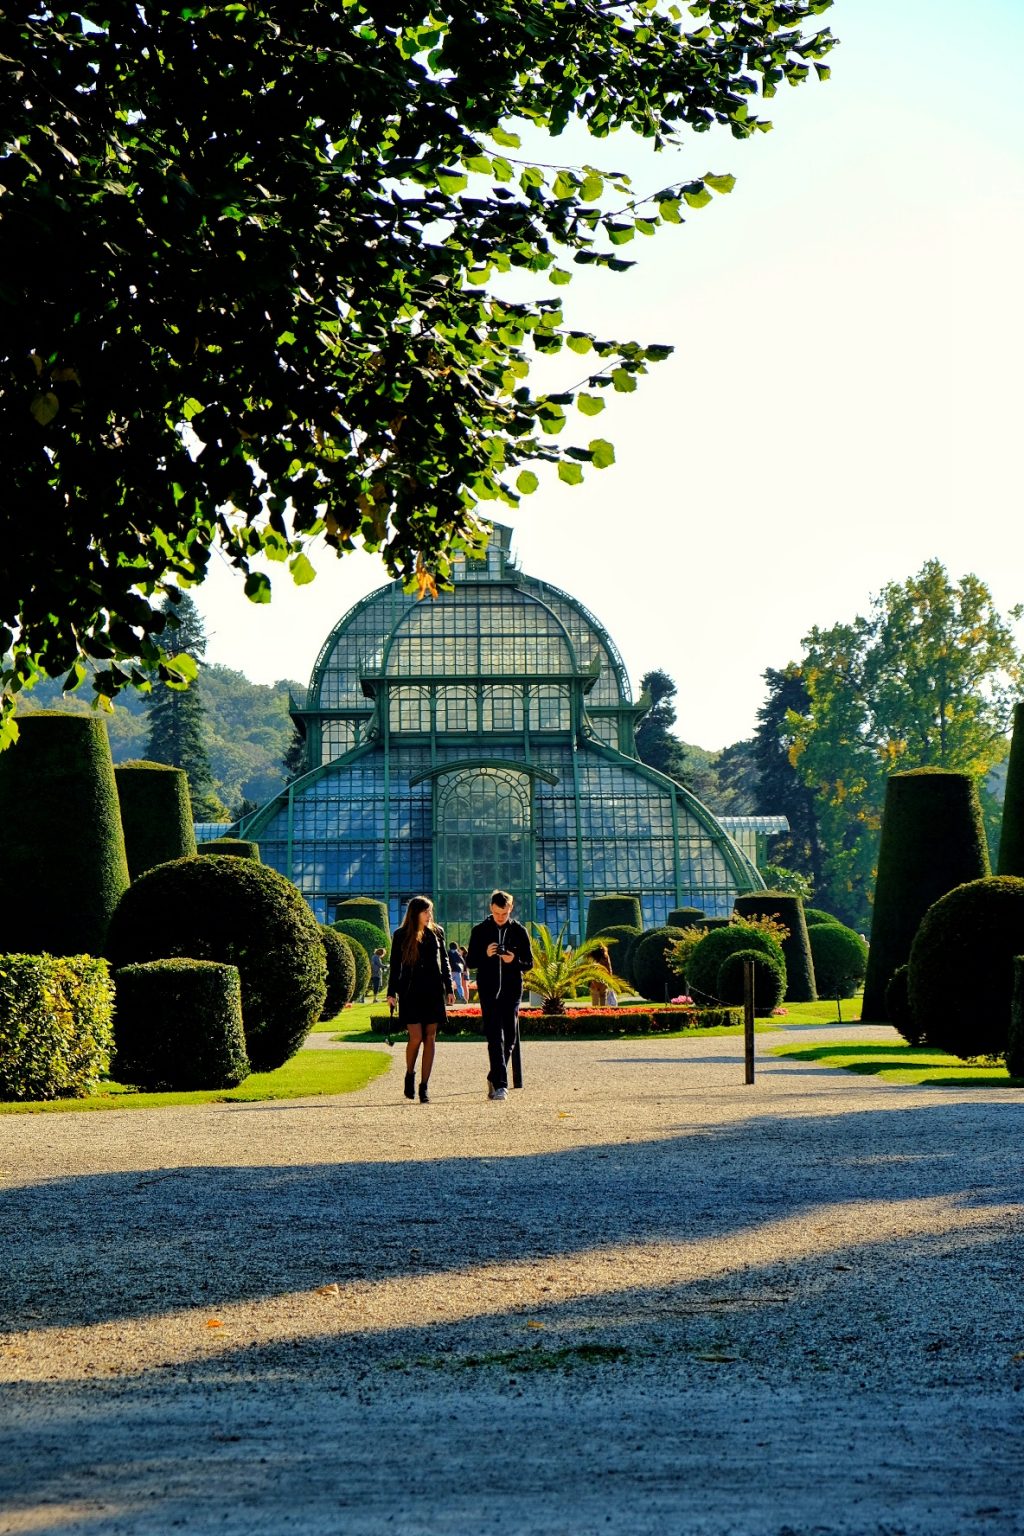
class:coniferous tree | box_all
[635,671,689,783]
[753,665,825,891]
[284,722,307,784]
[145,594,226,821]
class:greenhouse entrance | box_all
[435,767,533,940]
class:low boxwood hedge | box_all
[197,838,261,861]
[686,923,786,1006]
[344,935,372,1000]
[368,1005,739,1036]
[112,959,250,1091]
[332,918,389,962]
[808,923,868,999]
[716,948,785,1015]
[0,954,115,1101]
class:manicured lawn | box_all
[771,1040,1023,1088]
[0,1047,390,1115]
[772,995,864,1026]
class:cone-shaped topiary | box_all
[805,908,842,928]
[808,923,868,1000]
[631,926,687,1002]
[717,948,785,1016]
[320,926,355,1019]
[585,895,642,940]
[687,923,786,1005]
[733,892,816,1001]
[107,855,327,1071]
[667,906,704,929]
[198,837,261,861]
[115,760,196,882]
[112,959,250,1090]
[0,713,129,956]
[862,768,989,1021]
[907,876,1024,1059]
[1008,958,1024,1079]
[696,916,730,931]
[997,703,1024,877]
[334,898,390,937]
[344,935,371,1001]
[591,923,642,986]
[885,964,922,1047]
[332,918,388,960]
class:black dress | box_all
[388,926,452,1028]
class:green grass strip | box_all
[771,1040,1023,1088]
[0,1047,390,1115]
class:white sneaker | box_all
[491,1087,508,1102]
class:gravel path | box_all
[1,1021,1022,1535]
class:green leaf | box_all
[607,224,635,246]
[244,572,273,604]
[435,170,468,195]
[516,470,539,495]
[182,397,204,419]
[165,652,199,683]
[580,173,604,202]
[577,393,605,417]
[589,439,616,469]
[611,369,637,393]
[289,552,316,585]
[658,199,683,224]
[705,173,736,195]
[463,155,493,176]
[30,393,59,426]
[490,126,521,149]
[558,461,584,486]
[566,333,593,355]
[549,268,572,286]
[553,170,576,200]
[683,183,712,209]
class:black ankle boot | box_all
[419,1082,430,1104]
[404,1070,415,1100]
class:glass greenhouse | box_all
[242,525,763,939]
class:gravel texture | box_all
[1,1020,1022,1535]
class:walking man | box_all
[466,890,533,1101]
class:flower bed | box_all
[368,1005,738,1036]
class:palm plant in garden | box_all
[523,926,631,1017]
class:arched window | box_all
[482,686,524,733]
[436,686,477,733]
[389,686,432,733]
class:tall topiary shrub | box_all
[997,703,1024,878]
[667,906,704,929]
[198,837,261,861]
[345,936,372,1001]
[862,768,990,1021]
[593,923,642,986]
[808,924,868,1000]
[107,855,327,1071]
[687,924,786,1005]
[115,760,196,881]
[733,892,816,1001]
[585,895,642,940]
[805,908,841,928]
[0,954,115,1101]
[334,898,390,937]
[630,926,686,1002]
[907,876,1024,1060]
[320,926,356,1018]
[0,713,129,956]
[112,960,250,1090]
[885,965,922,1047]
[696,916,730,931]
[332,918,388,960]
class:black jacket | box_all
[466,916,533,1004]
[387,924,453,998]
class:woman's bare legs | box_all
[420,1024,437,1085]
[405,1024,423,1073]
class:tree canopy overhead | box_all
[0,0,835,744]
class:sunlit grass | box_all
[772,1039,1023,1088]
[772,995,863,1026]
[0,1047,390,1115]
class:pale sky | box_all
[194,0,1024,749]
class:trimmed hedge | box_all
[863,768,989,1021]
[1008,958,1024,1079]
[107,855,327,1071]
[334,898,390,937]
[805,908,842,928]
[320,926,356,1018]
[687,924,786,1006]
[0,713,129,956]
[907,876,1024,1060]
[0,954,115,1101]
[369,1005,739,1036]
[115,760,196,881]
[585,895,642,939]
[998,703,1024,878]
[808,923,868,1000]
[696,916,730,931]
[345,935,372,1000]
[631,925,687,1003]
[733,893,816,1001]
[885,964,921,1047]
[667,906,704,929]
[717,948,785,1015]
[112,960,250,1091]
[198,837,261,861]
[591,923,642,985]
[332,918,389,962]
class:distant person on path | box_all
[589,941,612,1008]
[466,890,534,1102]
[448,940,467,1002]
[387,897,454,1104]
[370,947,386,1002]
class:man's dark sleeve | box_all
[436,927,453,991]
[466,923,487,970]
[388,936,402,991]
[516,927,534,972]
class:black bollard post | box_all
[743,957,755,1085]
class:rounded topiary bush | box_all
[805,908,842,928]
[320,925,355,1019]
[907,876,1024,1060]
[997,704,1024,878]
[0,713,129,956]
[334,898,390,937]
[0,954,115,1102]
[863,768,989,1021]
[107,855,327,1071]
[1008,958,1024,1079]
[585,895,643,940]
[885,964,922,1047]
[115,760,197,881]
[345,936,372,1001]
[593,923,642,986]
[808,923,868,1000]
[112,960,250,1090]
[198,837,261,861]
[686,924,786,1006]
[667,906,704,930]
[332,918,388,961]
[717,948,785,1016]
[733,893,816,1001]
[631,926,687,1003]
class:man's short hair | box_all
[490,890,513,908]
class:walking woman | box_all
[386,896,454,1104]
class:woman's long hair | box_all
[398,895,434,965]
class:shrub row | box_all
[0,955,115,1101]
[368,1005,739,1035]
[733,893,816,1001]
